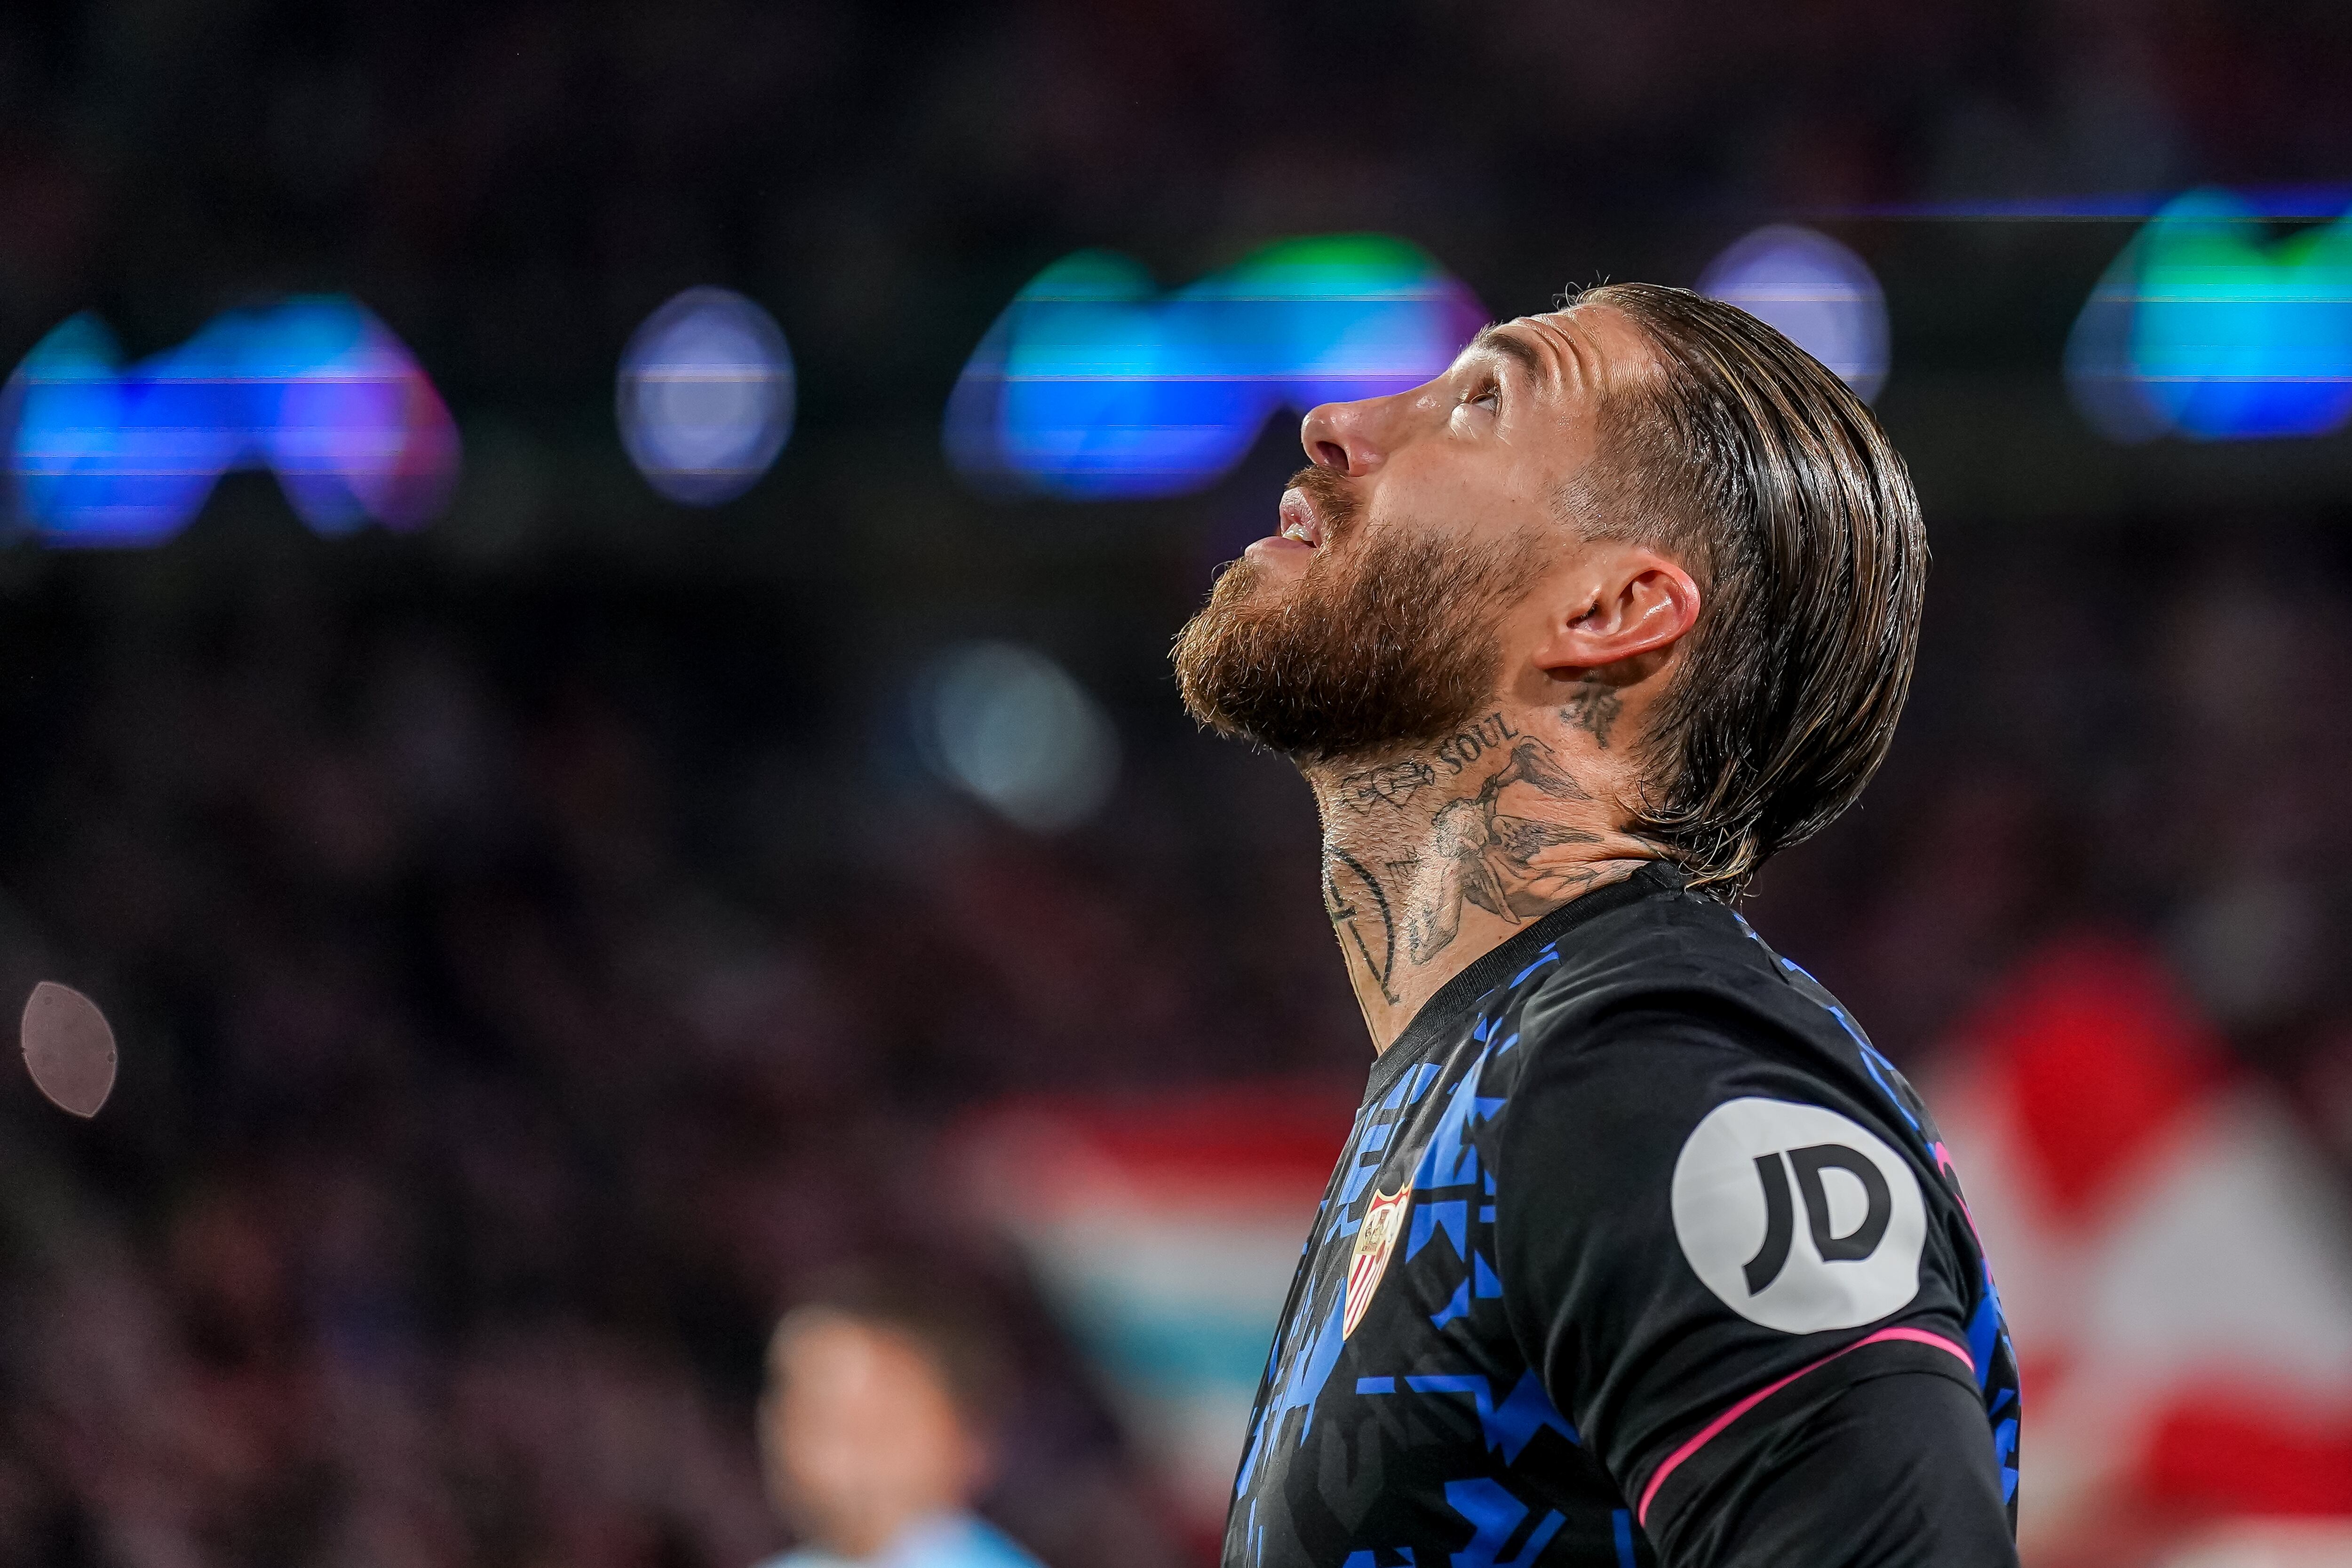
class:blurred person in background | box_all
[756,1277,1046,1568]
[1174,285,2018,1566]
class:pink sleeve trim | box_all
[1633,1326,1976,1527]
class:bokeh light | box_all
[616,287,795,505]
[2066,188,2352,443]
[4,297,459,546]
[914,641,1120,832]
[945,234,1487,500]
[19,980,115,1119]
[1698,224,1891,402]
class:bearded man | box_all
[1174,285,2018,1568]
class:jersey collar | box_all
[1364,861,1689,1100]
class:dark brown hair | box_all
[769,1265,1015,1429]
[1565,282,1927,898]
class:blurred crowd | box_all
[0,549,1284,1568]
[0,510,2345,1568]
[0,2,2350,1566]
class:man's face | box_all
[1174,306,1651,762]
[759,1314,986,1559]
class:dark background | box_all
[3,3,2352,1565]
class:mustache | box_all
[1287,464,1361,542]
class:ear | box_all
[1528,544,1702,675]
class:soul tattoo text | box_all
[1321,713,1609,1001]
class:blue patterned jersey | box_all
[1224,867,2020,1568]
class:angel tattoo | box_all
[1402,740,1601,964]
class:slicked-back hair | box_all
[1564,282,1927,898]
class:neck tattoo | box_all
[1317,712,1621,1010]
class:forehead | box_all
[1463,304,1657,401]
[771,1313,920,1377]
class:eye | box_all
[1463,378,1501,414]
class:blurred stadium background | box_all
[2,3,2352,1566]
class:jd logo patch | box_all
[1343,1178,1414,1339]
[1671,1098,1925,1334]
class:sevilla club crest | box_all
[1343,1178,1415,1338]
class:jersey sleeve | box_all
[1490,1001,2010,1566]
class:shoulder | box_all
[886,1516,1046,1568]
[1509,881,1808,1073]
[1481,886,1918,1169]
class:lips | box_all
[1278,488,1324,548]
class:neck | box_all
[1305,704,1654,1054]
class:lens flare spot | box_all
[4,297,458,546]
[21,981,115,1118]
[915,642,1120,833]
[617,287,795,505]
[1699,225,1891,403]
[2066,188,2352,444]
[946,235,1486,500]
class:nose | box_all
[1299,396,1389,477]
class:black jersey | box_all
[1225,866,2020,1568]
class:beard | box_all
[1173,467,1538,764]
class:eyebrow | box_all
[1468,323,1547,382]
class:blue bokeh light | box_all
[616,288,795,505]
[945,235,1486,501]
[5,298,459,546]
[1699,225,1891,403]
[2067,188,2352,444]
[914,641,1120,833]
